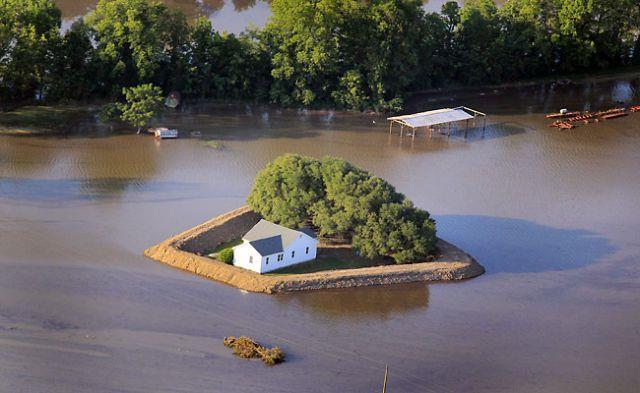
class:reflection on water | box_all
[55,0,507,34]
[55,0,270,34]
[0,136,164,201]
[276,284,429,321]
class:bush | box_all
[218,247,234,264]
[223,336,285,366]
[248,154,437,263]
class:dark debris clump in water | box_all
[223,336,285,366]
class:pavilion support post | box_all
[389,121,393,134]
[400,125,404,137]
[483,116,487,131]
[465,119,469,139]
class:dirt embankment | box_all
[144,206,485,294]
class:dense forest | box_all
[1,0,639,111]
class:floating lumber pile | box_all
[566,112,597,123]
[549,121,575,129]
[547,106,635,129]
[223,336,285,366]
[601,112,628,120]
[545,111,580,119]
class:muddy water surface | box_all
[1,74,640,392]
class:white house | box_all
[232,219,318,274]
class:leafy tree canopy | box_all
[117,83,164,132]
[86,0,185,92]
[0,0,61,101]
[247,154,437,263]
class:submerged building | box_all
[233,219,317,274]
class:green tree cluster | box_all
[117,84,164,133]
[1,0,638,110]
[263,0,435,111]
[247,154,437,263]
[0,0,270,103]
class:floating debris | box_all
[223,336,285,366]
[545,111,580,119]
[548,120,575,130]
[547,106,636,129]
[202,140,224,150]
[601,112,629,120]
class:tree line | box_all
[1,0,639,111]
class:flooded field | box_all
[1,74,640,392]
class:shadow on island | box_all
[434,215,617,274]
[275,282,429,321]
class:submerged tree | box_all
[117,84,164,133]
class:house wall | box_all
[233,242,264,274]
[261,235,317,273]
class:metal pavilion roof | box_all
[387,107,479,128]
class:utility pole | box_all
[382,365,389,393]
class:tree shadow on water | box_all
[435,215,616,274]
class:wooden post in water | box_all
[382,365,388,393]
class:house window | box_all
[305,246,309,254]
[249,256,253,263]
[291,250,295,258]
[266,257,269,264]
[277,254,283,262]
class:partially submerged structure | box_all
[233,219,318,274]
[149,127,178,139]
[388,106,486,139]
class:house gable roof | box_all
[243,219,316,256]
[248,235,284,256]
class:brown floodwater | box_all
[55,0,506,34]
[1,73,640,392]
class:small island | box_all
[144,154,485,293]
